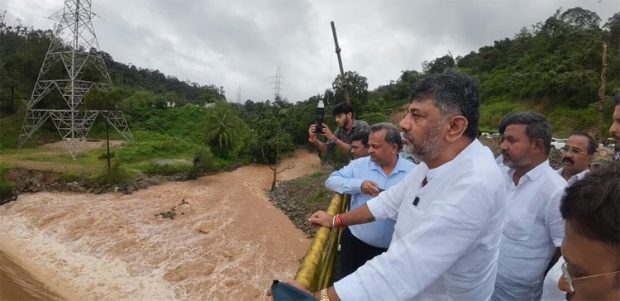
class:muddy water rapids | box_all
[0,150,322,300]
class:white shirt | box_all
[541,257,565,301]
[492,160,567,301]
[325,156,415,248]
[334,139,507,301]
[556,168,588,186]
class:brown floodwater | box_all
[0,251,64,301]
[0,149,322,300]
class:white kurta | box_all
[334,139,508,301]
[493,160,567,301]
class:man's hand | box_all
[308,124,318,143]
[309,210,333,228]
[361,180,383,197]
[320,123,336,141]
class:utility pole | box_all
[330,21,350,104]
[597,43,608,140]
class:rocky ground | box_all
[268,172,332,237]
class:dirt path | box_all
[0,149,321,300]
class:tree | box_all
[560,7,601,31]
[332,71,369,114]
[202,102,251,158]
[423,54,455,74]
[250,108,294,191]
[84,88,127,177]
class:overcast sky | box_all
[2,0,618,103]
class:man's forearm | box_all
[339,204,375,226]
[314,139,327,156]
[333,137,351,155]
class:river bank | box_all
[0,149,323,300]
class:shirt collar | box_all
[426,139,482,182]
[369,156,410,173]
[513,159,551,182]
[556,167,588,181]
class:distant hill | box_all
[0,15,225,116]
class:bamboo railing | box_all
[294,193,349,291]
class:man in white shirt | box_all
[557,132,596,185]
[325,122,415,278]
[492,112,567,301]
[291,71,507,301]
[542,132,596,300]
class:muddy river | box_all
[0,149,322,300]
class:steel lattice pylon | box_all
[18,0,133,158]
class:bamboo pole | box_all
[294,194,347,291]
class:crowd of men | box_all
[272,71,619,301]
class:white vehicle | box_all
[550,138,566,150]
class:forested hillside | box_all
[0,7,618,164]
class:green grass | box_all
[0,164,13,200]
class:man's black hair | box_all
[560,160,620,244]
[350,129,370,147]
[409,71,480,139]
[332,102,354,116]
[498,112,552,155]
[569,131,597,155]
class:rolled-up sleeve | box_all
[325,161,364,194]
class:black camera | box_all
[315,100,325,134]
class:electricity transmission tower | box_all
[272,67,282,101]
[18,0,133,158]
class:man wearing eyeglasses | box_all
[557,160,620,300]
[542,132,597,300]
[557,132,597,185]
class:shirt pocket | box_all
[503,213,536,241]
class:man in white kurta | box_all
[492,112,567,300]
[335,139,507,300]
[298,72,508,301]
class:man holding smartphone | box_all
[308,102,370,158]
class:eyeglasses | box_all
[560,146,586,155]
[561,261,620,293]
